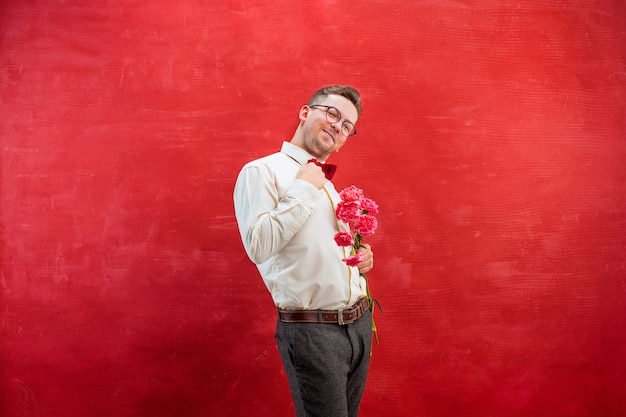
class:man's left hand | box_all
[357,243,374,274]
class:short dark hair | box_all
[308,85,362,117]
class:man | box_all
[233,85,375,417]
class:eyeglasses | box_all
[309,105,357,138]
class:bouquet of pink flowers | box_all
[333,185,381,343]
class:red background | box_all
[1,1,625,416]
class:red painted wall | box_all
[1,1,625,416]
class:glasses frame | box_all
[309,105,357,138]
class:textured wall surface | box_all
[1,1,625,416]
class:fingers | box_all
[357,243,374,273]
[296,163,326,189]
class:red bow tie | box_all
[308,158,337,180]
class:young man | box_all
[233,85,375,417]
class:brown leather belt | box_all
[278,297,369,326]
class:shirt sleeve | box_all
[233,163,321,265]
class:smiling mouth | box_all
[322,129,334,142]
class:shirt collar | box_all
[280,141,319,165]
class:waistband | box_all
[278,297,369,326]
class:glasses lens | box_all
[325,107,341,123]
[343,122,356,137]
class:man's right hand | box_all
[296,162,326,189]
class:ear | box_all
[298,105,309,122]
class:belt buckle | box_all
[337,308,345,326]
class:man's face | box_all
[297,94,359,161]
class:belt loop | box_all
[317,310,322,324]
[337,308,345,326]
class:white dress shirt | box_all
[233,142,367,310]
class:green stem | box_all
[361,272,381,346]
[355,233,381,349]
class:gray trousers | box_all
[275,309,372,417]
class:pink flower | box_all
[339,185,364,203]
[336,200,361,223]
[342,252,364,267]
[334,185,379,266]
[355,215,378,237]
[334,231,354,247]
[360,197,379,215]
